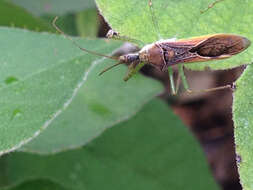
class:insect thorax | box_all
[139,42,193,70]
[139,43,166,70]
[159,43,194,66]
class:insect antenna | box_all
[98,62,124,76]
[52,17,119,61]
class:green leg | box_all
[168,67,176,95]
[178,65,190,91]
[178,64,232,94]
[201,0,225,13]
[124,62,145,81]
[148,0,162,40]
[175,71,181,94]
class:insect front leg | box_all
[124,62,146,81]
[148,0,162,40]
[106,30,145,46]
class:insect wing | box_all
[189,34,251,58]
[160,34,250,65]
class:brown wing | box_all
[159,34,250,66]
[173,34,217,46]
[189,34,251,57]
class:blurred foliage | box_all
[6,0,99,36]
[8,0,96,16]
[2,180,67,190]
[0,0,53,31]
[42,14,78,36]
[0,100,219,190]
[76,9,99,37]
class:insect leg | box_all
[200,0,225,14]
[168,67,176,95]
[124,62,146,81]
[178,65,190,91]
[186,85,232,94]
[148,0,162,40]
[178,65,232,94]
[175,69,181,94]
[106,30,145,46]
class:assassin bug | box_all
[52,0,250,95]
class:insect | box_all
[52,0,251,95]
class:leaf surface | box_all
[233,64,253,190]
[1,99,219,190]
[0,27,162,155]
[96,0,253,70]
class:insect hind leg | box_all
[178,65,189,91]
[177,65,232,94]
[186,84,232,94]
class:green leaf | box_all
[20,54,162,154]
[0,0,53,32]
[2,180,67,190]
[1,99,219,190]
[0,27,162,155]
[96,0,253,70]
[9,0,96,16]
[233,64,253,190]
